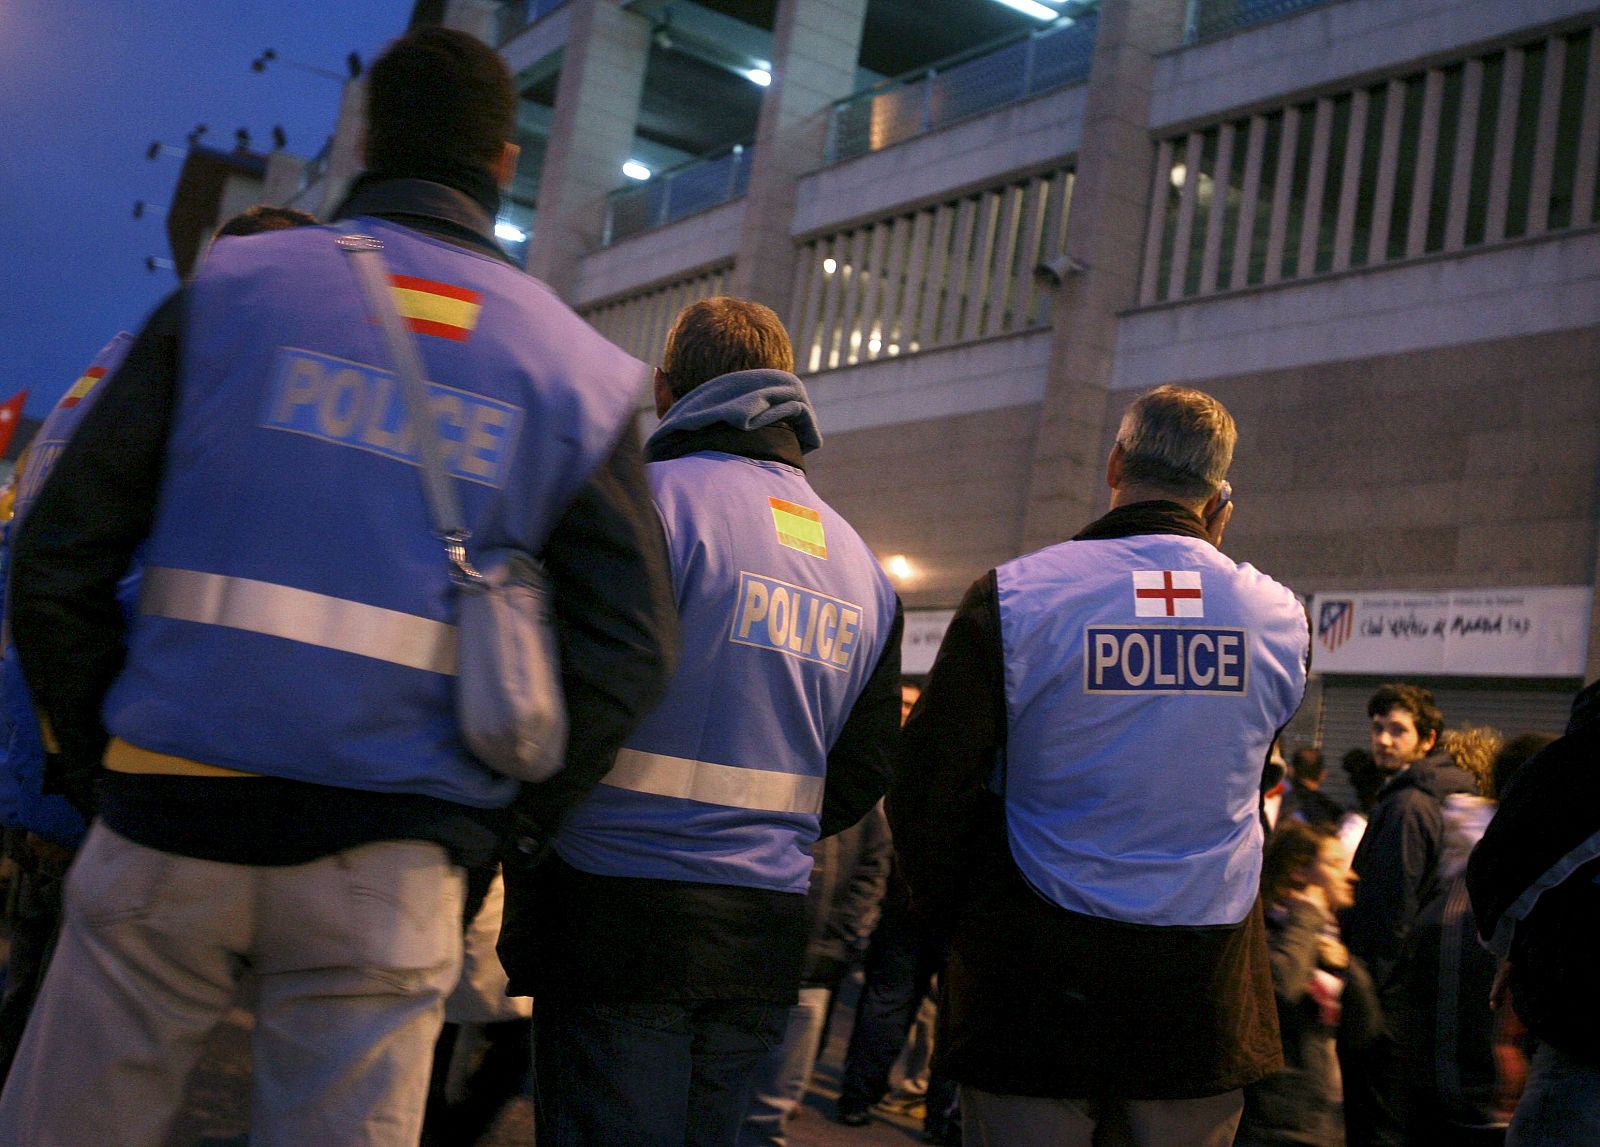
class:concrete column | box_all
[728,0,869,317]
[525,0,651,299]
[441,0,501,41]
[316,78,368,220]
[260,151,307,206]
[1017,0,1188,553]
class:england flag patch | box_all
[1132,570,1203,618]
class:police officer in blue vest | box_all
[502,297,903,1147]
[0,29,675,1147]
[0,332,134,1087]
[890,385,1308,1147]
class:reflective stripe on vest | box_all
[141,566,457,676]
[601,747,825,814]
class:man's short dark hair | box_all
[366,27,515,176]
[1367,682,1445,746]
[1114,385,1236,500]
[215,205,319,238]
[659,297,795,401]
[1290,747,1325,784]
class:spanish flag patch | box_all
[60,367,106,409]
[769,497,827,559]
[389,275,483,342]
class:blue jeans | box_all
[1507,1042,1600,1147]
[738,987,833,1146]
[535,997,788,1147]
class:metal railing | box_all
[1140,23,1600,304]
[496,0,573,45]
[1185,0,1343,43]
[826,13,1099,165]
[603,144,754,246]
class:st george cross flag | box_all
[1132,569,1204,618]
[0,391,27,459]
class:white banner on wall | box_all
[1309,586,1592,677]
[902,609,955,676]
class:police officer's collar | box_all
[333,175,508,262]
[646,422,806,470]
[1072,500,1209,543]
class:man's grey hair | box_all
[1114,385,1236,500]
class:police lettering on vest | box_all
[1085,626,1247,693]
[262,348,521,487]
[731,572,864,671]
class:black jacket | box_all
[1466,680,1600,1062]
[1344,751,1477,995]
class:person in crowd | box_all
[1259,740,1289,832]
[1336,747,1383,856]
[739,802,892,1147]
[1236,821,1379,1146]
[0,27,676,1147]
[1341,684,1476,1147]
[1279,748,1344,832]
[1469,681,1600,1147]
[502,296,902,1147]
[1399,729,1553,1147]
[0,204,319,1089]
[889,385,1309,1147]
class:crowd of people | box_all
[0,22,1593,1147]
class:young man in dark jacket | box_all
[1341,683,1476,1147]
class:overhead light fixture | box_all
[884,554,915,581]
[823,258,838,274]
[1169,162,1187,188]
[990,0,1062,20]
[495,221,527,243]
[622,160,652,181]
[746,67,772,87]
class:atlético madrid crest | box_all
[1319,600,1354,652]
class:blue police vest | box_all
[556,452,897,893]
[102,219,644,807]
[0,333,136,846]
[997,532,1307,926]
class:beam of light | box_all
[990,0,1062,21]
[746,67,772,86]
[622,160,652,181]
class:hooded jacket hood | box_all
[1378,748,1477,804]
[646,368,822,456]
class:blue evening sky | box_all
[1,1,414,417]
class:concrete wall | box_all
[1135,324,1600,598]
[573,200,744,306]
[806,404,1042,607]
[791,83,1086,237]
[1112,230,1600,390]
[806,329,1050,435]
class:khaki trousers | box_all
[0,823,464,1147]
[963,1085,1244,1147]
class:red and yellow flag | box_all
[0,390,26,458]
[60,367,105,409]
[769,497,827,559]
[388,274,483,342]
